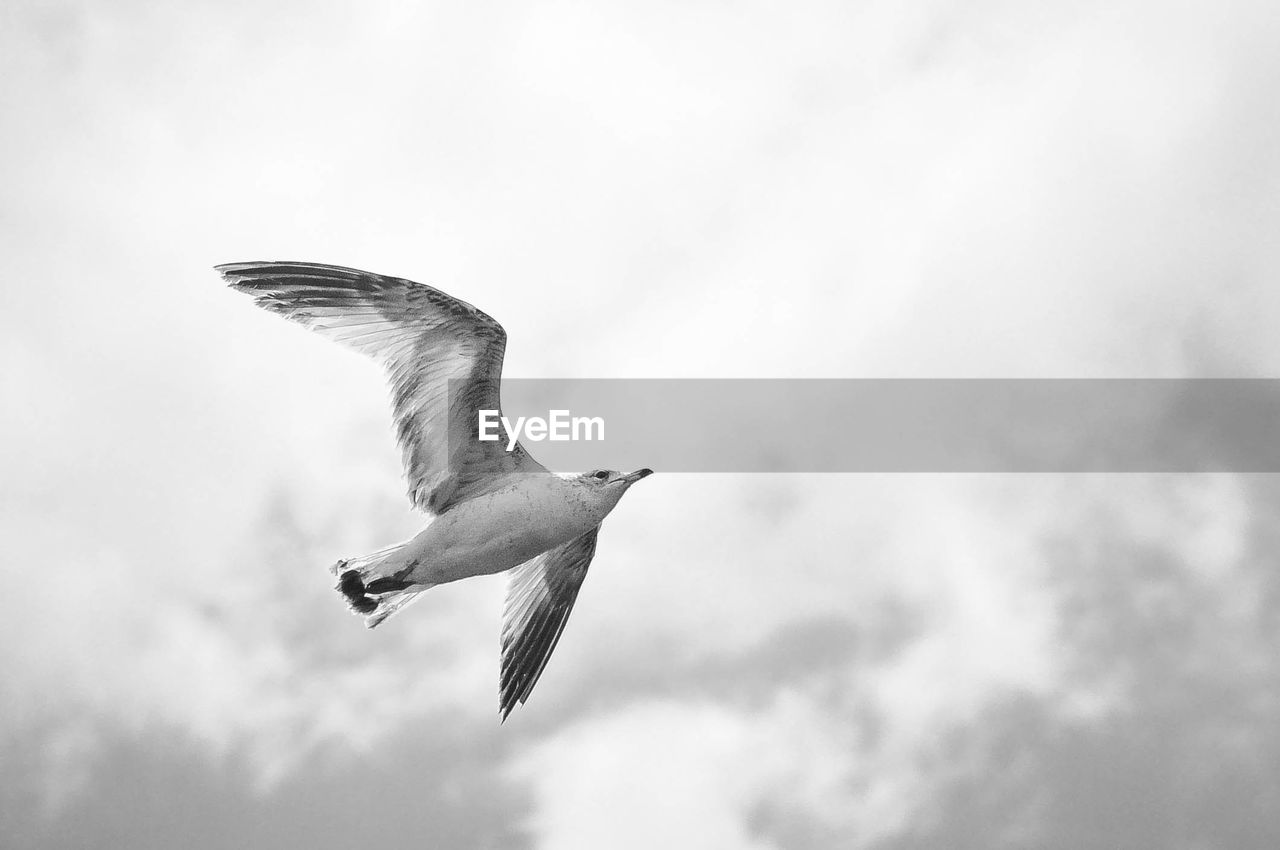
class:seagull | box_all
[217,261,653,720]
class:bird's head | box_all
[577,467,653,509]
[580,467,653,487]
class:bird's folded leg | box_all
[364,565,417,595]
[365,576,413,594]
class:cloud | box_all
[3,0,1280,847]
[510,472,1272,849]
[508,697,854,850]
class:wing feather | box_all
[217,261,545,513]
[499,529,599,721]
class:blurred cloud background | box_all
[3,0,1280,847]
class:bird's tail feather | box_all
[329,542,432,629]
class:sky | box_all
[2,0,1280,847]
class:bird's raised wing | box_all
[217,261,545,514]
[499,528,599,720]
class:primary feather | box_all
[216,261,545,513]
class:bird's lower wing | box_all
[499,528,600,721]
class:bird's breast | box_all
[408,476,601,583]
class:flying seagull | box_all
[217,261,652,720]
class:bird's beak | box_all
[618,468,654,485]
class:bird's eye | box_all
[592,471,609,480]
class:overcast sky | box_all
[3,0,1280,848]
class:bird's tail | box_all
[329,542,433,629]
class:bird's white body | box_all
[398,473,626,585]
